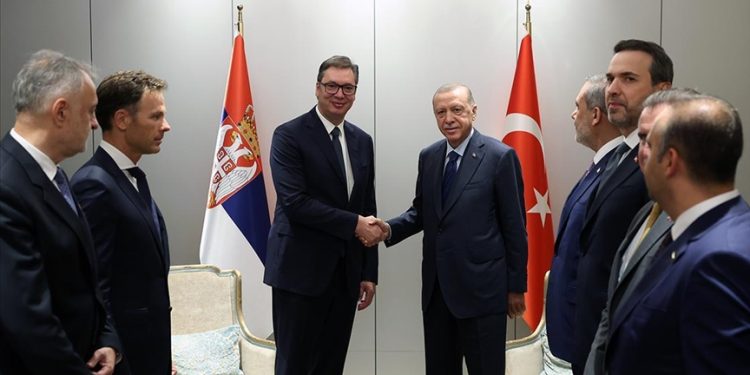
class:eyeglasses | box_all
[319,81,357,95]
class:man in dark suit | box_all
[0,50,121,374]
[71,71,172,374]
[606,91,750,374]
[584,89,691,375]
[379,83,527,375]
[546,74,622,362]
[263,55,380,375]
[571,40,673,374]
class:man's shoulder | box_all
[277,108,318,131]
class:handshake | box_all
[355,215,391,247]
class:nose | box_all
[571,109,577,120]
[91,117,99,130]
[607,79,621,97]
[162,119,172,132]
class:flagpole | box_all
[524,2,532,36]
[237,5,244,36]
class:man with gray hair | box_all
[0,50,121,374]
[379,83,527,374]
[546,74,622,363]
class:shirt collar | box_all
[99,140,137,170]
[315,105,345,136]
[594,136,624,165]
[623,128,640,149]
[10,128,57,181]
[445,128,474,158]
[671,189,741,240]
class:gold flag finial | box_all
[523,2,532,36]
[237,5,244,36]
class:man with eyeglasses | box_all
[264,55,381,375]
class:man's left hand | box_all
[87,347,117,375]
[507,292,526,318]
[358,281,376,310]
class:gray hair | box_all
[12,49,94,114]
[582,74,607,111]
[433,83,475,106]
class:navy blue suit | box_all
[386,131,527,374]
[584,200,671,375]
[606,196,750,374]
[572,145,649,371]
[263,107,377,375]
[71,147,171,375]
[546,151,612,361]
[0,135,120,374]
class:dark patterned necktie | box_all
[54,167,77,215]
[441,151,459,203]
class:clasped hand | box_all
[355,215,390,247]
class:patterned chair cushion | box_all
[172,325,243,375]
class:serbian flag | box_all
[502,34,554,331]
[200,32,273,338]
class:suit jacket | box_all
[71,147,171,374]
[584,200,671,375]
[0,134,120,374]
[546,152,613,361]
[572,145,649,368]
[606,196,750,374]
[264,107,378,299]
[386,130,527,319]
[545,149,614,361]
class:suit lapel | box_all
[94,148,168,269]
[557,159,605,239]
[584,146,640,229]
[3,136,99,278]
[431,142,448,218]
[306,109,347,187]
[344,122,359,203]
[619,212,671,280]
[610,197,743,335]
[442,133,484,216]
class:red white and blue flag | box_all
[502,33,554,331]
[200,32,273,338]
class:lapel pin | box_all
[671,251,676,261]
[472,152,476,158]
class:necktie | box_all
[637,203,662,245]
[54,167,78,215]
[127,167,161,239]
[442,151,459,203]
[330,127,346,179]
[597,142,630,195]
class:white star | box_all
[527,188,552,227]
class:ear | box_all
[656,81,672,91]
[663,147,680,178]
[113,108,131,131]
[471,105,478,118]
[50,98,68,126]
[591,106,602,126]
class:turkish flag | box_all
[502,34,554,331]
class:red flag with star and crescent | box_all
[502,33,554,331]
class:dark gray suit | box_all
[584,200,671,374]
[386,130,527,374]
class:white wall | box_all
[2,1,749,374]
